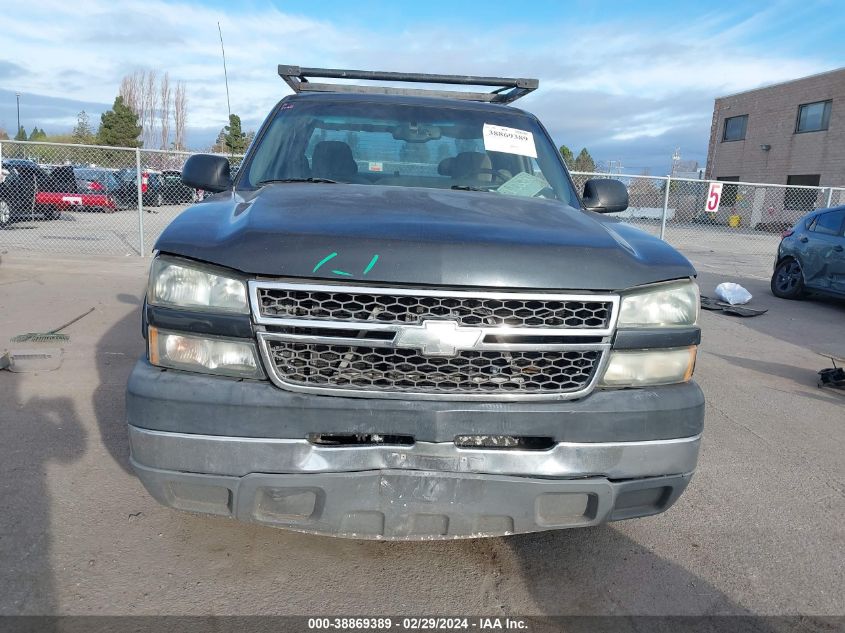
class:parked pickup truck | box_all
[126,66,703,540]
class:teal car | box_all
[771,206,845,299]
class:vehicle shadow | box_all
[707,352,844,404]
[0,366,87,618]
[91,296,144,475]
[503,524,758,616]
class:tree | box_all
[559,145,574,168]
[0,128,9,141]
[72,111,95,143]
[120,71,186,149]
[627,169,658,208]
[222,114,248,154]
[14,126,27,141]
[142,70,159,149]
[173,81,187,150]
[573,148,596,172]
[211,128,227,153]
[160,72,171,150]
[97,95,143,147]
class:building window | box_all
[784,174,821,212]
[717,176,740,206]
[722,115,747,141]
[795,100,832,133]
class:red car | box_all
[0,161,116,228]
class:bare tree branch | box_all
[142,70,157,149]
[119,70,186,151]
[119,71,143,118]
[174,81,188,151]
[160,72,171,150]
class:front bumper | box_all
[129,425,698,540]
[127,359,703,539]
[126,360,704,443]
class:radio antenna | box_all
[218,21,232,121]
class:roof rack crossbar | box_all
[278,65,538,104]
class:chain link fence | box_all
[0,140,243,256]
[571,171,845,278]
[1,139,842,279]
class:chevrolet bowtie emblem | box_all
[394,320,482,356]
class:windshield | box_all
[241,100,578,205]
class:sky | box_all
[1,0,843,174]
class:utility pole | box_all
[671,147,681,177]
[15,93,20,137]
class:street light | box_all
[15,93,20,138]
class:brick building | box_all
[705,67,845,213]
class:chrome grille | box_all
[251,281,618,401]
[257,287,612,329]
[264,340,601,395]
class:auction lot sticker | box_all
[483,123,537,158]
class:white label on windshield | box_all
[482,123,537,158]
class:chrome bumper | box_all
[128,426,700,480]
[129,426,698,539]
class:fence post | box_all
[826,187,834,208]
[136,148,145,256]
[659,175,671,241]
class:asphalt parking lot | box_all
[0,251,842,617]
[0,205,787,283]
[0,204,190,257]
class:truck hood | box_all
[155,184,695,291]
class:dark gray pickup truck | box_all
[126,66,703,540]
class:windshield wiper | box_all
[451,185,491,192]
[257,177,338,186]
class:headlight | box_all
[148,256,248,313]
[599,347,696,387]
[618,280,699,327]
[148,327,264,379]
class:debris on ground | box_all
[700,295,768,317]
[0,349,63,372]
[817,354,845,393]
[714,282,752,305]
[10,307,95,343]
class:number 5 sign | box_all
[705,182,723,213]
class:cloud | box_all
[0,61,27,80]
[2,0,839,172]
[0,89,110,135]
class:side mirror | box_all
[582,178,628,213]
[181,154,232,193]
